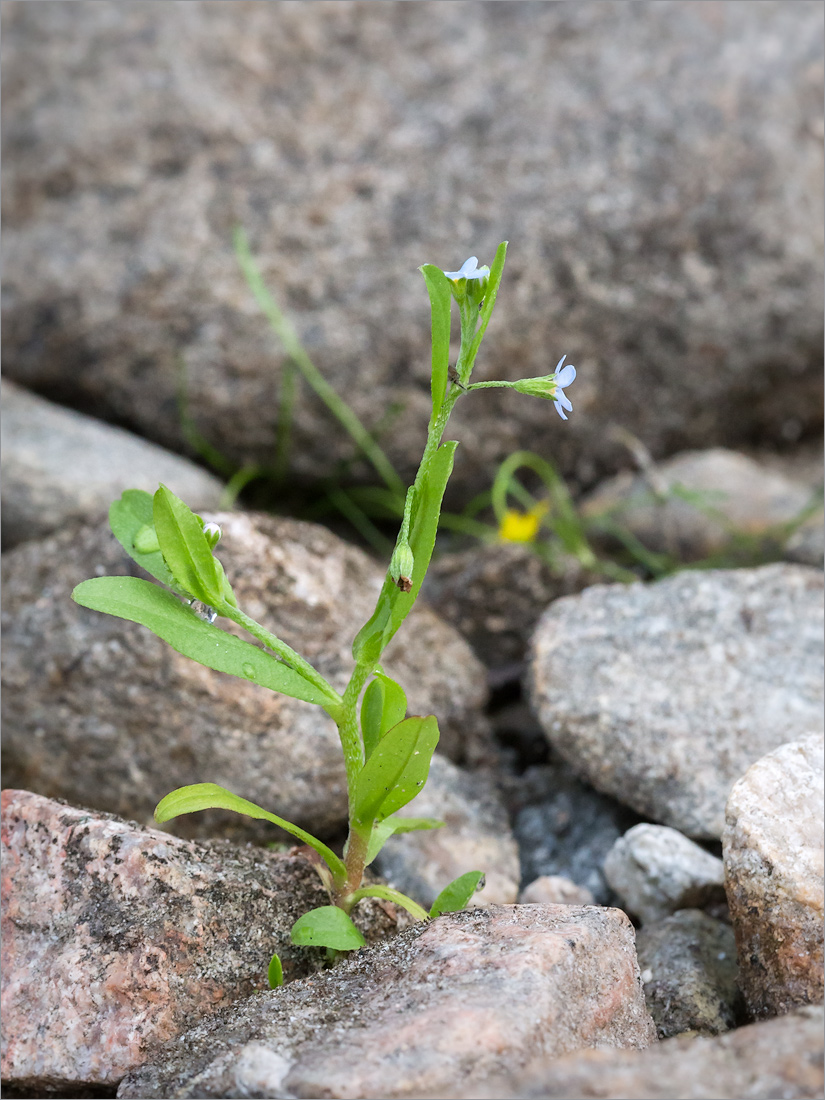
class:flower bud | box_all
[202,522,222,549]
[390,542,415,593]
[133,524,160,554]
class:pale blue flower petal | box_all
[555,354,567,371]
[554,400,569,421]
[443,256,480,280]
[556,390,573,412]
[555,363,577,389]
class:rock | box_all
[1,381,224,551]
[723,733,824,1018]
[519,876,595,907]
[451,1004,824,1100]
[530,563,824,838]
[374,755,520,908]
[3,3,822,502]
[423,544,599,673]
[0,789,410,1092]
[636,910,743,1038]
[603,824,726,924]
[1,512,489,840]
[581,448,821,563]
[117,905,657,1099]
[785,510,825,569]
[511,763,642,905]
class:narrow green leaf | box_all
[153,484,221,605]
[468,241,508,362]
[365,814,444,866]
[420,263,453,426]
[429,870,485,919]
[353,714,439,827]
[109,489,182,591]
[71,577,336,707]
[352,440,458,664]
[290,906,366,951]
[360,673,407,760]
[267,952,283,989]
[347,884,429,922]
[154,783,347,883]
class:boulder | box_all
[0,789,409,1092]
[530,563,824,837]
[723,733,824,1017]
[3,2,822,501]
[1,511,489,840]
[117,905,657,1099]
[449,1005,824,1100]
[1,380,224,550]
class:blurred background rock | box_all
[2,0,822,508]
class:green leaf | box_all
[154,782,347,884]
[420,263,453,426]
[429,870,485,919]
[109,489,182,592]
[71,577,336,707]
[360,673,407,760]
[365,814,444,866]
[352,440,458,664]
[290,906,366,951]
[352,714,439,828]
[267,952,283,989]
[468,241,507,363]
[153,484,221,605]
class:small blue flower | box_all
[442,256,490,282]
[552,354,576,420]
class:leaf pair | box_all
[72,488,340,709]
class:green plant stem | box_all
[345,885,429,921]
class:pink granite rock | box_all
[723,733,825,1018]
[451,1004,824,1099]
[0,789,407,1092]
[117,905,657,1099]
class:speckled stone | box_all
[374,754,520,908]
[723,733,824,1018]
[530,564,824,838]
[603,824,726,924]
[450,1005,824,1100]
[117,905,657,1099]
[3,2,822,501]
[1,380,224,551]
[636,910,743,1038]
[2,511,490,840]
[0,789,410,1091]
[519,876,596,907]
[581,448,820,563]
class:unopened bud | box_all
[202,522,222,549]
[390,542,415,592]
[134,524,160,554]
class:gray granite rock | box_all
[374,755,520,908]
[0,789,410,1092]
[723,733,824,1018]
[581,447,821,564]
[636,910,743,1039]
[450,1005,824,1100]
[604,824,726,924]
[116,905,657,1099]
[510,763,641,906]
[3,2,822,502]
[1,511,490,840]
[1,380,224,550]
[530,563,824,838]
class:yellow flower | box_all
[498,501,548,543]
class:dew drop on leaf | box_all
[242,662,256,679]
